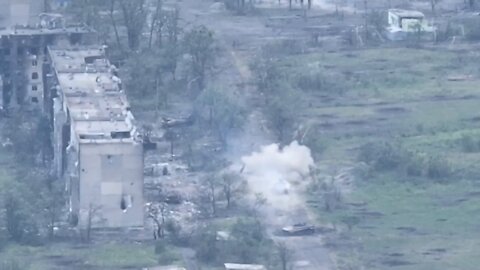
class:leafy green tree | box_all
[264,87,301,143]
[194,225,218,262]
[228,219,272,263]
[196,88,245,147]
[183,26,216,91]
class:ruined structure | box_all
[386,9,436,41]
[1,1,145,229]
[0,1,94,110]
[47,46,144,228]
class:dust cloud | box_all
[240,141,314,213]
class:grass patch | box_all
[289,46,480,270]
[279,47,480,102]
[0,242,161,270]
[313,177,480,270]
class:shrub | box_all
[404,152,425,177]
[358,142,405,171]
[154,241,167,254]
[458,134,480,153]
[464,20,480,41]
[358,142,452,181]
[193,226,218,263]
[295,72,346,95]
[426,156,452,180]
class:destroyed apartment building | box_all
[47,46,144,228]
[0,0,94,110]
[0,0,144,229]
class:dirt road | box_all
[175,0,337,269]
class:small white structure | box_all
[224,263,267,270]
[386,9,435,40]
[143,266,186,270]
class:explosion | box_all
[240,141,314,212]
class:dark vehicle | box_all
[281,223,315,236]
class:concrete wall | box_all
[75,142,144,228]
[0,75,3,108]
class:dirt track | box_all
[174,0,342,268]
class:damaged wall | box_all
[75,142,144,228]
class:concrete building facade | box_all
[48,47,144,228]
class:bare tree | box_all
[148,203,167,239]
[183,26,215,91]
[276,242,293,270]
[118,0,147,50]
[42,177,65,239]
[205,174,220,216]
[221,172,247,209]
[430,0,441,16]
[85,204,101,242]
[165,7,180,45]
[149,0,164,48]
[108,0,122,51]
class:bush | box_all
[262,39,305,56]
[404,152,425,177]
[426,156,452,180]
[464,20,480,41]
[358,142,452,181]
[194,219,274,265]
[358,142,405,171]
[458,134,480,153]
[303,132,328,159]
[157,250,179,265]
[154,241,167,254]
[193,226,218,263]
[0,259,23,270]
[295,72,346,95]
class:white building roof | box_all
[49,46,139,144]
[224,263,267,270]
[388,9,425,18]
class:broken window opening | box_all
[31,72,39,80]
[32,85,38,91]
[120,195,133,212]
[70,213,79,226]
[111,131,130,139]
[31,97,38,103]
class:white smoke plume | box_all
[240,141,314,213]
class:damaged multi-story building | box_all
[1,0,145,229]
[0,0,93,110]
[47,46,145,228]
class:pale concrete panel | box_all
[101,182,122,195]
[77,142,144,228]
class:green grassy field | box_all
[312,177,480,270]
[0,242,172,270]
[286,46,480,270]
